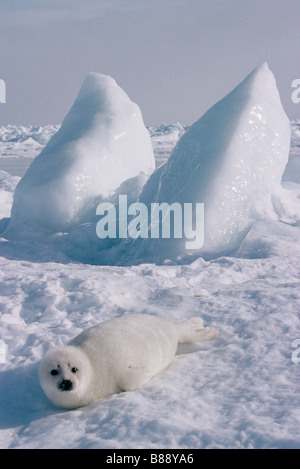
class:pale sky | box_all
[0,0,299,126]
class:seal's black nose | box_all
[59,379,73,391]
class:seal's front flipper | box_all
[117,364,152,392]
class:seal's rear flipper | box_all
[172,317,218,343]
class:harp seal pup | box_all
[39,314,218,409]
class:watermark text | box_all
[291,79,300,104]
[291,339,300,364]
[96,195,204,250]
[0,79,6,103]
[105,452,194,465]
[0,340,7,363]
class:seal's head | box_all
[39,345,93,409]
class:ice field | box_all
[0,64,300,449]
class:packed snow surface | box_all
[0,239,300,449]
[8,73,154,233]
[0,65,300,449]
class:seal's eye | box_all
[50,369,59,376]
[71,367,78,374]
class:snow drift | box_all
[126,62,291,263]
[8,73,155,233]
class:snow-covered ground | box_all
[0,71,300,448]
[0,122,299,449]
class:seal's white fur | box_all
[39,314,218,409]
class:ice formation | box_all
[9,73,155,232]
[128,62,291,262]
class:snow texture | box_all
[0,124,59,158]
[8,73,155,233]
[0,64,300,449]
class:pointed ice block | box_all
[10,73,155,232]
[134,63,291,261]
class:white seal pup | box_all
[39,314,218,409]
